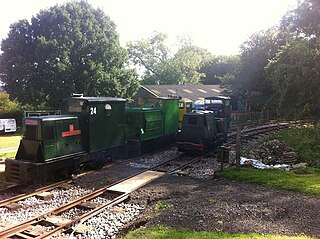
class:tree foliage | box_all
[127,32,211,85]
[0,92,19,113]
[200,55,240,86]
[0,1,138,108]
[267,0,320,120]
[236,27,286,95]
[266,38,320,119]
[281,0,320,38]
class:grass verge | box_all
[220,167,320,196]
[122,226,316,239]
[0,132,21,159]
[0,132,21,148]
[0,151,16,159]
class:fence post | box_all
[236,126,241,171]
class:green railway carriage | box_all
[125,107,163,141]
[162,98,179,135]
[125,98,179,156]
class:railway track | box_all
[0,153,205,238]
[0,149,167,207]
[225,121,304,146]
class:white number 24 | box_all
[90,107,97,115]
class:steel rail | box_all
[0,157,136,208]
[0,154,183,238]
[0,180,73,207]
[32,154,205,239]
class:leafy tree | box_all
[0,92,19,113]
[236,27,286,96]
[277,0,320,140]
[127,32,211,85]
[200,55,240,86]
[281,0,320,38]
[268,0,320,120]
[266,38,320,122]
[0,1,138,108]
[172,45,212,85]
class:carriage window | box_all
[44,126,55,140]
[105,104,112,116]
[188,117,197,125]
[179,102,185,109]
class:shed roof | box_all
[138,85,224,102]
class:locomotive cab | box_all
[205,96,231,128]
[177,110,227,153]
[177,111,214,152]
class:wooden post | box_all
[220,147,224,171]
[236,126,241,171]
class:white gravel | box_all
[0,186,93,229]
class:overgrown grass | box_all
[220,126,320,196]
[268,125,320,167]
[220,167,320,196]
[122,226,316,239]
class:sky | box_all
[0,0,298,55]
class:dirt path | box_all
[128,174,320,237]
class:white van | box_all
[0,118,17,134]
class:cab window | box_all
[179,102,185,109]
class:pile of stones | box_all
[246,139,298,165]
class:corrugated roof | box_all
[141,85,224,102]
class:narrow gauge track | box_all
[0,165,108,208]
[0,180,74,208]
[225,121,299,146]
[0,153,205,239]
[0,148,167,207]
